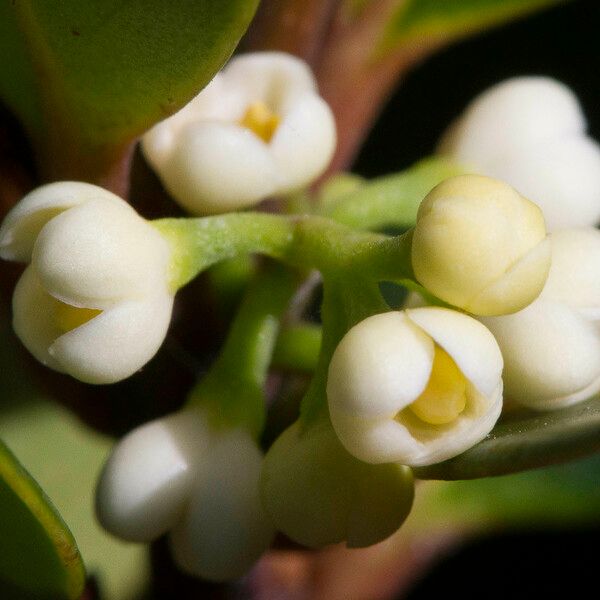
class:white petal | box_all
[170,429,274,581]
[484,136,600,232]
[271,93,337,192]
[406,307,504,397]
[32,199,171,308]
[327,312,434,418]
[0,182,126,262]
[159,122,279,215]
[49,293,173,384]
[482,299,600,409]
[12,266,64,372]
[142,74,248,169]
[96,409,211,542]
[331,383,502,467]
[444,77,585,165]
[224,51,316,113]
[542,228,600,317]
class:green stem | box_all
[154,213,415,291]
[272,323,322,373]
[186,263,298,439]
[299,275,389,428]
[322,157,464,230]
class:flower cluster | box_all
[0,52,596,585]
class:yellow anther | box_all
[409,345,467,425]
[55,300,101,333]
[239,101,281,143]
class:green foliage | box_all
[0,1,258,168]
[0,438,84,600]
[415,396,600,480]
[379,0,566,53]
[417,454,600,529]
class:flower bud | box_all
[261,420,413,548]
[440,77,600,231]
[327,309,503,466]
[0,182,174,384]
[481,228,600,410]
[96,409,275,581]
[412,174,551,316]
[142,52,336,215]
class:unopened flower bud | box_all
[412,175,551,316]
[0,182,174,384]
[261,420,413,548]
[440,77,600,231]
[0,182,173,383]
[327,308,503,466]
[96,409,275,581]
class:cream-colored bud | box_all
[440,77,600,231]
[0,182,174,384]
[327,309,503,466]
[261,420,413,548]
[481,228,600,410]
[412,174,551,316]
[142,51,336,215]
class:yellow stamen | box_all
[409,345,467,425]
[55,300,101,333]
[239,101,280,143]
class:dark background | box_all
[355,1,600,597]
[356,0,600,177]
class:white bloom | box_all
[440,77,600,231]
[411,175,550,316]
[0,182,174,384]
[327,309,503,467]
[96,408,275,581]
[481,228,600,410]
[260,420,413,548]
[142,51,336,215]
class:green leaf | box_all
[413,454,600,531]
[415,396,600,481]
[0,0,259,178]
[0,438,85,600]
[379,0,566,54]
[0,399,149,600]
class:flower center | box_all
[239,101,281,142]
[409,345,467,425]
[55,300,101,333]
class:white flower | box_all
[260,420,413,548]
[327,308,503,467]
[142,51,336,215]
[0,182,174,384]
[440,77,600,231]
[481,228,600,410]
[96,408,275,581]
[411,175,551,316]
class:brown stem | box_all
[314,0,442,174]
[35,133,135,198]
[243,0,339,66]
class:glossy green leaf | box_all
[0,438,85,600]
[415,396,600,481]
[0,1,258,175]
[379,0,566,54]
